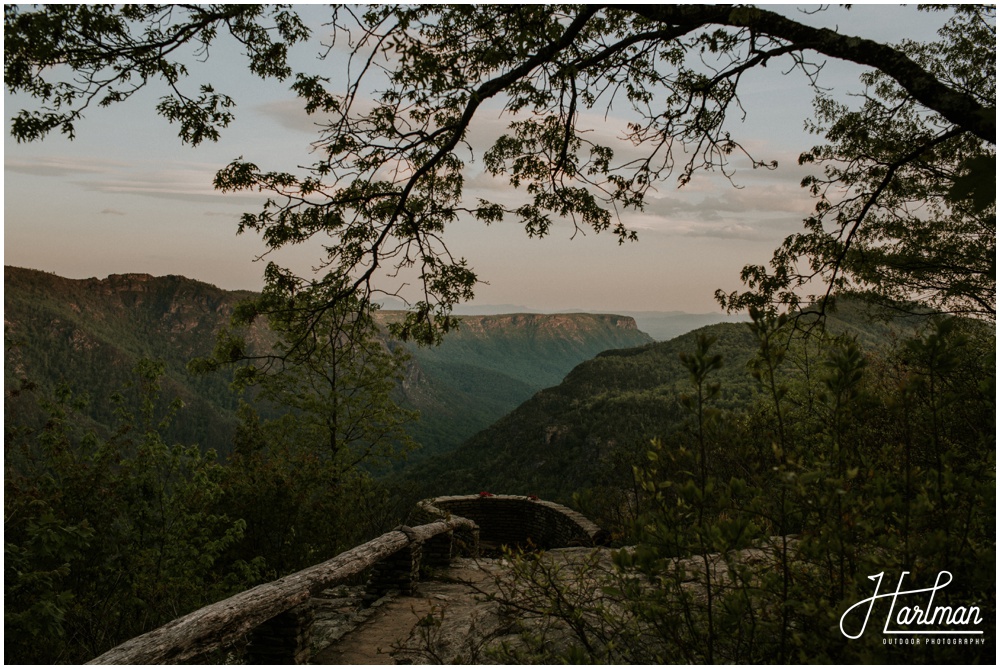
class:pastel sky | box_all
[3,5,946,313]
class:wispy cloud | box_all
[7,154,261,206]
[75,162,264,206]
[6,156,130,177]
[680,223,769,241]
[646,185,811,219]
[255,99,332,134]
[100,208,126,216]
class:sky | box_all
[3,4,948,313]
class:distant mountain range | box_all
[379,297,748,341]
[391,310,654,459]
[392,298,937,506]
[7,266,946,515]
[4,267,651,459]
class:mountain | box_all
[394,299,938,504]
[393,321,757,502]
[391,312,653,458]
[379,298,750,341]
[4,267,261,449]
[4,267,652,459]
[609,310,749,341]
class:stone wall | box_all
[414,494,607,549]
[89,497,603,665]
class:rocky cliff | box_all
[5,266,652,459]
[383,311,651,458]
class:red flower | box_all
[478,491,494,497]
[527,494,539,501]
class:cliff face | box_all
[4,267,261,450]
[6,268,258,347]
[382,311,653,459]
[393,312,651,386]
[445,312,641,339]
[5,266,653,460]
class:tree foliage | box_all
[4,356,406,664]
[189,272,418,575]
[215,401,403,578]
[719,6,995,319]
[4,363,247,663]
[483,313,994,664]
[6,4,994,343]
[4,4,309,144]
[195,271,417,474]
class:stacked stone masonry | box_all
[87,496,602,665]
[246,604,314,665]
[414,494,608,549]
[364,541,422,603]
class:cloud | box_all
[680,223,769,241]
[100,208,126,216]
[6,154,262,206]
[255,99,331,134]
[641,152,816,226]
[646,185,811,219]
[72,161,266,206]
[5,156,130,177]
[619,212,771,241]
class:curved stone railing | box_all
[414,494,608,549]
[88,495,603,664]
[87,517,476,664]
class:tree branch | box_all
[624,4,995,143]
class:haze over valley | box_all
[5,266,662,462]
[4,5,992,664]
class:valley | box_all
[5,265,994,665]
[5,5,993,663]
[4,266,652,461]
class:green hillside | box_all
[395,322,754,500]
[4,267,652,459]
[396,299,941,505]
[393,312,653,458]
[4,267,259,449]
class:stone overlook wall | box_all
[88,496,604,665]
[414,494,608,549]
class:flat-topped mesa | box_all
[376,311,646,339]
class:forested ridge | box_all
[4,265,651,460]
[7,266,992,663]
[5,267,262,449]
[393,299,982,510]
[5,3,995,665]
